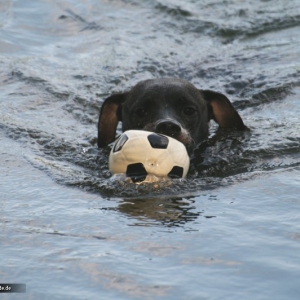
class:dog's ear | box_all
[201,90,246,130]
[97,93,128,148]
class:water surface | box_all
[1,0,300,299]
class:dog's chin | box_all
[173,132,193,147]
[175,133,195,155]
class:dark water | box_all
[1,0,300,299]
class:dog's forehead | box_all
[129,78,199,99]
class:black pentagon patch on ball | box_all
[113,134,128,152]
[168,166,184,179]
[147,133,169,149]
[126,163,148,183]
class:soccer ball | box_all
[109,130,190,183]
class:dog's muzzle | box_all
[155,119,182,137]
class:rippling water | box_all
[1,0,300,299]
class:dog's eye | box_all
[183,107,196,116]
[135,108,147,117]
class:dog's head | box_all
[97,78,246,151]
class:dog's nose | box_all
[155,120,181,137]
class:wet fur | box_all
[97,78,246,153]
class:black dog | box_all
[97,78,246,152]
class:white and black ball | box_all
[109,130,190,183]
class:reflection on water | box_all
[117,197,200,226]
